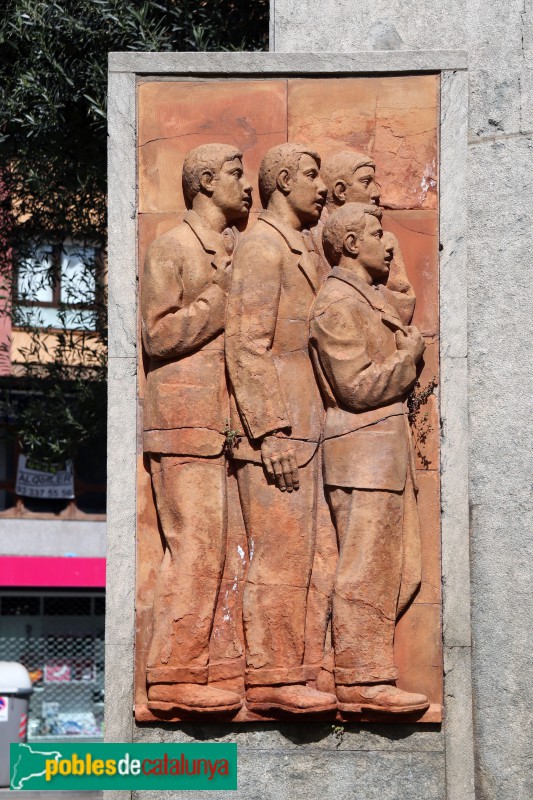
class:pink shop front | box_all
[0,556,105,741]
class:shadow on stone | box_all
[136,720,442,747]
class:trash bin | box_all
[0,662,33,787]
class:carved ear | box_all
[276,168,292,194]
[344,232,358,256]
[333,179,347,204]
[199,169,215,195]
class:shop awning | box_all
[0,556,106,588]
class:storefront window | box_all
[0,590,104,740]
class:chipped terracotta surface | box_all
[138,80,287,213]
[412,394,440,471]
[288,76,438,210]
[382,210,439,336]
[410,335,440,471]
[135,77,442,723]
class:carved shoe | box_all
[337,684,429,714]
[147,683,242,714]
[246,684,337,715]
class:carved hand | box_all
[212,255,233,293]
[383,231,410,292]
[261,433,299,493]
[395,325,425,364]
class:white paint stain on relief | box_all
[420,159,437,202]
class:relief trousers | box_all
[327,471,421,685]
[146,454,227,686]
[236,456,318,687]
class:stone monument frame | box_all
[107,51,472,800]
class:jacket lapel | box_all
[259,211,319,293]
[183,210,226,267]
[329,266,408,333]
[297,250,319,293]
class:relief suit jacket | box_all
[141,210,232,456]
[309,265,418,490]
[225,210,324,465]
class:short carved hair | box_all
[321,151,375,205]
[322,202,382,266]
[258,143,321,205]
[182,143,243,205]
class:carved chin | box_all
[228,205,249,219]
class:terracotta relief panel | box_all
[135,75,442,724]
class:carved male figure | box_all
[317,151,415,324]
[309,202,429,713]
[141,143,252,714]
[225,143,337,714]
[305,151,417,693]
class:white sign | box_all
[15,456,75,499]
[0,696,8,721]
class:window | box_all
[14,240,103,330]
[1,595,40,616]
[43,596,92,616]
[4,237,107,519]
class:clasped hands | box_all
[211,255,233,293]
[395,325,425,364]
[261,432,299,492]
